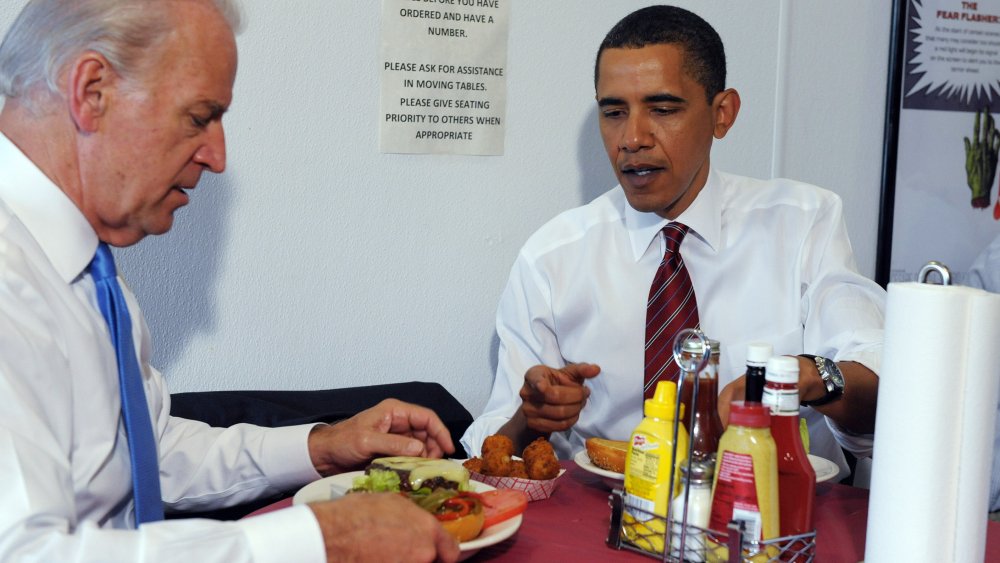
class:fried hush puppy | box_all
[466,435,560,480]
[482,449,513,476]
[462,457,483,473]
[522,437,560,480]
[482,434,515,456]
[480,434,516,476]
[508,459,529,479]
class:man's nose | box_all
[620,113,653,152]
[194,123,227,173]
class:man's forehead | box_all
[596,44,692,94]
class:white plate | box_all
[292,471,522,554]
[809,454,839,483]
[573,449,838,485]
[573,449,625,488]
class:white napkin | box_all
[865,282,1000,562]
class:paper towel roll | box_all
[865,282,1000,562]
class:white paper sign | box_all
[379,0,510,155]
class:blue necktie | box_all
[90,243,164,524]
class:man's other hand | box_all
[310,493,460,563]
[308,399,455,476]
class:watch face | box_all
[821,357,845,389]
[827,358,844,382]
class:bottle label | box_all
[626,448,660,492]
[762,386,799,415]
[624,492,656,523]
[624,435,661,522]
[709,451,763,540]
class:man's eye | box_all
[653,107,678,116]
[602,109,625,119]
[190,115,210,128]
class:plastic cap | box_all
[765,356,799,384]
[680,459,715,483]
[746,342,773,364]
[644,380,679,419]
[728,401,771,428]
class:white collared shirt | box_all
[462,169,886,479]
[967,235,1000,512]
[0,133,324,562]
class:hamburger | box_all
[352,456,472,493]
[352,456,485,542]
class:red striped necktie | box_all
[644,222,700,399]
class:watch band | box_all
[799,354,845,407]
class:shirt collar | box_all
[0,132,98,282]
[624,168,722,261]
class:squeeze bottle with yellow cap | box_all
[622,380,689,554]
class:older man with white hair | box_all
[0,1,460,561]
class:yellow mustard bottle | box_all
[706,401,779,562]
[622,380,689,555]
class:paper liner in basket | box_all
[469,469,565,501]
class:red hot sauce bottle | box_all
[761,355,816,537]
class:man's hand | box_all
[497,363,600,452]
[308,399,454,476]
[310,493,460,563]
[717,375,745,426]
[520,363,600,433]
[964,106,1000,209]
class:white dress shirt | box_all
[0,133,325,562]
[462,169,886,480]
[969,234,1000,293]
[966,234,1000,512]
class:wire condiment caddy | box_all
[605,329,817,562]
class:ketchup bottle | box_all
[761,356,815,537]
[679,338,724,462]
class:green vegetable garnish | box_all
[351,469,402,492]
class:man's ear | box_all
[712,88,741,139]
[66,52,113,133]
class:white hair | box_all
[0,0,243,106]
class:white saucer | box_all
[809,454,839,483]
[573,449,625,488]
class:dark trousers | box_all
[167,381,473,519]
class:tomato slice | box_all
[479,489,528,529]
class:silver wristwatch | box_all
[799,354,844,407]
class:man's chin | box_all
[622,191,671,216]
[136,212,178,241]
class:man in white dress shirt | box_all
[461,5,886,479]
[0,1,460,561]
[966,234,1000,513]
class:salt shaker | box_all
[669,459,714,562]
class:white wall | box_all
[0,2,891,417]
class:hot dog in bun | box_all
[585,437,628,473]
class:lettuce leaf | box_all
[351,469,402,492]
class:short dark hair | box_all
[594,5,726,103]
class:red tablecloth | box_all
[248,461,1000,562]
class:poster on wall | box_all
[379,0,510,155]
[878,0,1000,285]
